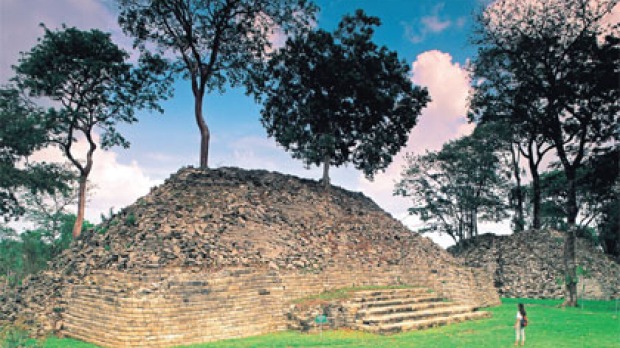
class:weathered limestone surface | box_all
[1,167,499,347]
[451,230,620,300]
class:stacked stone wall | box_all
[60,262,497,347]
[452,230,620,299]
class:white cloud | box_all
[402,22,425,44]
[356,50,474,229]
[402,3,462,43]
[420,16,451,33]
[29,137,161,224]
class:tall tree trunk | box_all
[531,169,541,230]
[510,144,525,232]
[563,167,579,307]
[67,129,95,239]
[72,175,88,238]
[522,138,551,230]
[473,208,478,237]
[322,152,330,191]
[194,90,210,169]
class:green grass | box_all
[3,298,618,348]
[42,337,99,348]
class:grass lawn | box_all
[6,298,619,348]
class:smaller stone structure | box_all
[451,230,620,299]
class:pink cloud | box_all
[485,0,617,43]
[357,50,473,217]
[410,50,474,150]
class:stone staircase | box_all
[345,288,491,334]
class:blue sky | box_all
[111,0,482,170]
[1,0,497,247]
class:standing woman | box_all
[515,303,527,346]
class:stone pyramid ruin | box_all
[1,167,499,347]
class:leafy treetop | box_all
[256,10,429,184]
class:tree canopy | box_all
[14,25,170,238]
[0,87,71,221]
[471,0,619,306]
[256,10,429,186]
[396,124,509,245]
[117,0,317,168]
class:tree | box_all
[598,191,619,262]
[117,0,317,168]
[592,150,620,261]
[469,35,555,231]
[534,150,619,255]
[23,182,78,257]
[0,226,21,290]
[395,125,509,246]
[256,10,429,187]
[0,214,89,290]
[14,26,170,238]
[0,87,71,221]
[472,0,619,306]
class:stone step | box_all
[357,311,492,334]
[360,304,475,325]
[356,300,453,316]
[350,287,429,297]
[351,294,444,309]
[349,288,432,302]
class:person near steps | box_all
[515,303,527,346]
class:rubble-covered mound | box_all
[52,166,452,273]
[1,167,470,337]
[450,230,620,299]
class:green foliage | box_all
[599,196,620,261]
[0,326,42,348]
[396,124,510,244]
[575,265,590,278]
[0,88,72,221]
[15,25,169,152]
[0,214,89,289]
[22,188,78,256]
[13,25,170,237]
[256,10,429,183]
[124,213,136,227]
[531,149,619,256]
[472,0,619,221]
[95,226,108,235]
[0,227,23,288]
